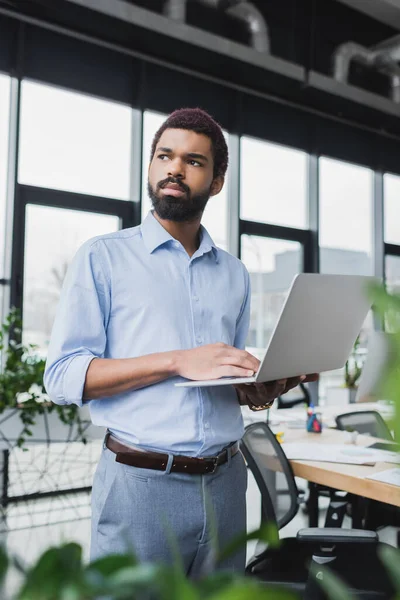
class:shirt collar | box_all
[141,211,219,262]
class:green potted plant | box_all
[0,307,100,449]
[343,334,364,403]
[325,335,365,406]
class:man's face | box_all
[147,128,223,222]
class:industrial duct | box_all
[163,0,270,53]
[333,35,400,103]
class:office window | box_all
[141,110,167,220]
[319,157,373,275]
[385,255,400,333]
[319,157,373,400]
[240,235,302,356]
[141,110,229,249]
[386,255,400,295]
[0,74,10,280]
[19,81,132,200]
[384,173,400,245]
[240,136,308,229]
[23,205,120,353]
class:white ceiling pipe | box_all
[333,39,400,103]
[163,0,270,53]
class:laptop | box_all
[175,273,375,388]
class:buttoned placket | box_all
[187,253,211,447]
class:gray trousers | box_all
[90,442,248,578]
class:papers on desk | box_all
[365,468,400,487]
[282,443,400,466]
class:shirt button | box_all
[205,422,210,429]
[196,337,203,344]
[193,296,199,302]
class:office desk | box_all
[282,427,400,515]
[263,401,394,430]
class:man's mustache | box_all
[157,177,190,195]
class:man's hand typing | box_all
[175,343,260,381]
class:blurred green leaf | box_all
[105,563,165,599]
[217,522,279,565]
[378,545,400,593]
[368,284,400,441]
[17,543,84,600]
[0,545,8,588]
[310,563,354,600]
[155,566,200,600]
[207,580,298,600]
[195,571,238,597]
[87,552,137,576]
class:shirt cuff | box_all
[62,354,97,407]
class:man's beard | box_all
[147,177,211,222]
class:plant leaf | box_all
[217,522,279,565]
[310,563,354,600]
[16,543,83,600]
[0,546,8,588]
[378,544,400,592]
[207,580,298,600]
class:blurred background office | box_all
[0,0,400,585]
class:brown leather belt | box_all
[105,433,240,475]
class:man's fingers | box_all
[216,366,255,378]
[304,373,319,382]
[220,351,259,372]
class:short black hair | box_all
[150,107,228,179]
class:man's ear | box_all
[210,176,224,197]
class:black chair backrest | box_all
[277,382,311,409]
[240,422,299,530]
[335,410,393,441]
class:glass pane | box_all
[240,136,308,229]
[386,254,400,295]
[319,157,374,403]
[384,173,400,245]
[22,205,120,354]
[319,157,373,275]
[385,255,400,333]
[19,80,132,200]
[141,110,228,250]
[0,73,10,280]
[240,235,302,356]
[141,110,167,220]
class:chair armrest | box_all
[297,528,378,544]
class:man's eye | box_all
[189,160,201,167]
[157,154,169,161]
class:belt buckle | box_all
[207,457,218,474]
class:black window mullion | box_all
[239,219,310,244]
[18,184,135,225]
[11,184,136,314]
[385,243,400,258]
[238,219,313,274]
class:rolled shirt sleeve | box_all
[44,239,110,407]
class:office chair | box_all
[335,410,393,441]
[277,382,311,410]
[336,410,400,538]
[276,383,347,527]
[241,422,393,599]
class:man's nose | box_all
[168,158,185,179]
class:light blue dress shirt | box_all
[44,211,251,457]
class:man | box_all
[44,107,315,576]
